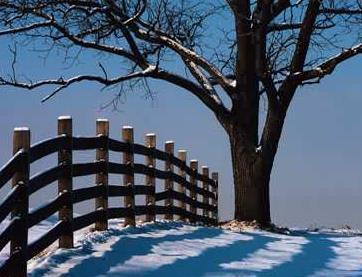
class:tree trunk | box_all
[227,104,286,226]
[228,125,275,227]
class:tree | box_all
[0,0,361,226]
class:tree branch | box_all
[150,69,230,121]
[296,43,362,83]
[183,58,225,106]
[279,0,321,107]
[0,66,157,102]
[319,8,362,15]
[267,22,335,33]
[126,17,235,95]
[0,20,52,36]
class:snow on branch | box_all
[183,58,224,106]
[296,44,362,84]
[0,0,231,119]
[0,67,157,102]
[127,23,235,95]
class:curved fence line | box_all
[0,116,219,276]
[27,136,217,187]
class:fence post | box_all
[95,119,109,231]
[145,134,156,222]
[201,166,209,223]
[58,116,74,248]
[211,172,219,225]
[123,126,135,227]
[164,141,174,220]
[189,160,198,224]
[177,150,187,222]
[11,127,30,276]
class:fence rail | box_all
[0,116,219,276]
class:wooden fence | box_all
[0,116,219,276]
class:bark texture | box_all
[227,105,286,226]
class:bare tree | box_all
[0,0,361,226]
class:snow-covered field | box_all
[1,219,362,276]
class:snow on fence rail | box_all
[0,116,219,276]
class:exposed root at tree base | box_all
[219,220,291,234]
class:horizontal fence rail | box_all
[0,116,219,276]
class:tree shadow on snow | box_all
[139,231,352,277]
[141,233,275,277]
[30,225,362,277]
[257,232,338,277]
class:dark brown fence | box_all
[0,116,219,276]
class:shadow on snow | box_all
[28,223,362,277]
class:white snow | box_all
[13,127,30,131]
[96,119,109,122]
[1,219,362,276]
[57,116,71,120]
[230,80,237,88]
[0,216,58,262]
[108,231,252,274]
[220,232,309,271]
[311,236,362,276]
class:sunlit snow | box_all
[1,219,362,276]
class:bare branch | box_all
[128,22,235,94]
[267,22,335,33]
[0,20,52,36]
[278,0,321,107]
[271,0,292,19]
[151,69,230,121]
[183,58,224,106]
[296,43,362,83]
[289,0,322,73]
[0,0,360,132]
[320,8,362,15]
[0,66,157,102]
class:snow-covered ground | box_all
[1,219,362,276]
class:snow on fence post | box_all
[190,160,198,223]
[123,126,136,227]
[145,134,156,222]
[177,150,187,222]
[201,166,210,221]
[58,116,74,248]
[211,172,219,224]
[95,119,109,231]
[11,127,30,276]
[164,141,174,221]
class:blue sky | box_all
[0,27,361,228]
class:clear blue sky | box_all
[0,34,361,228]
